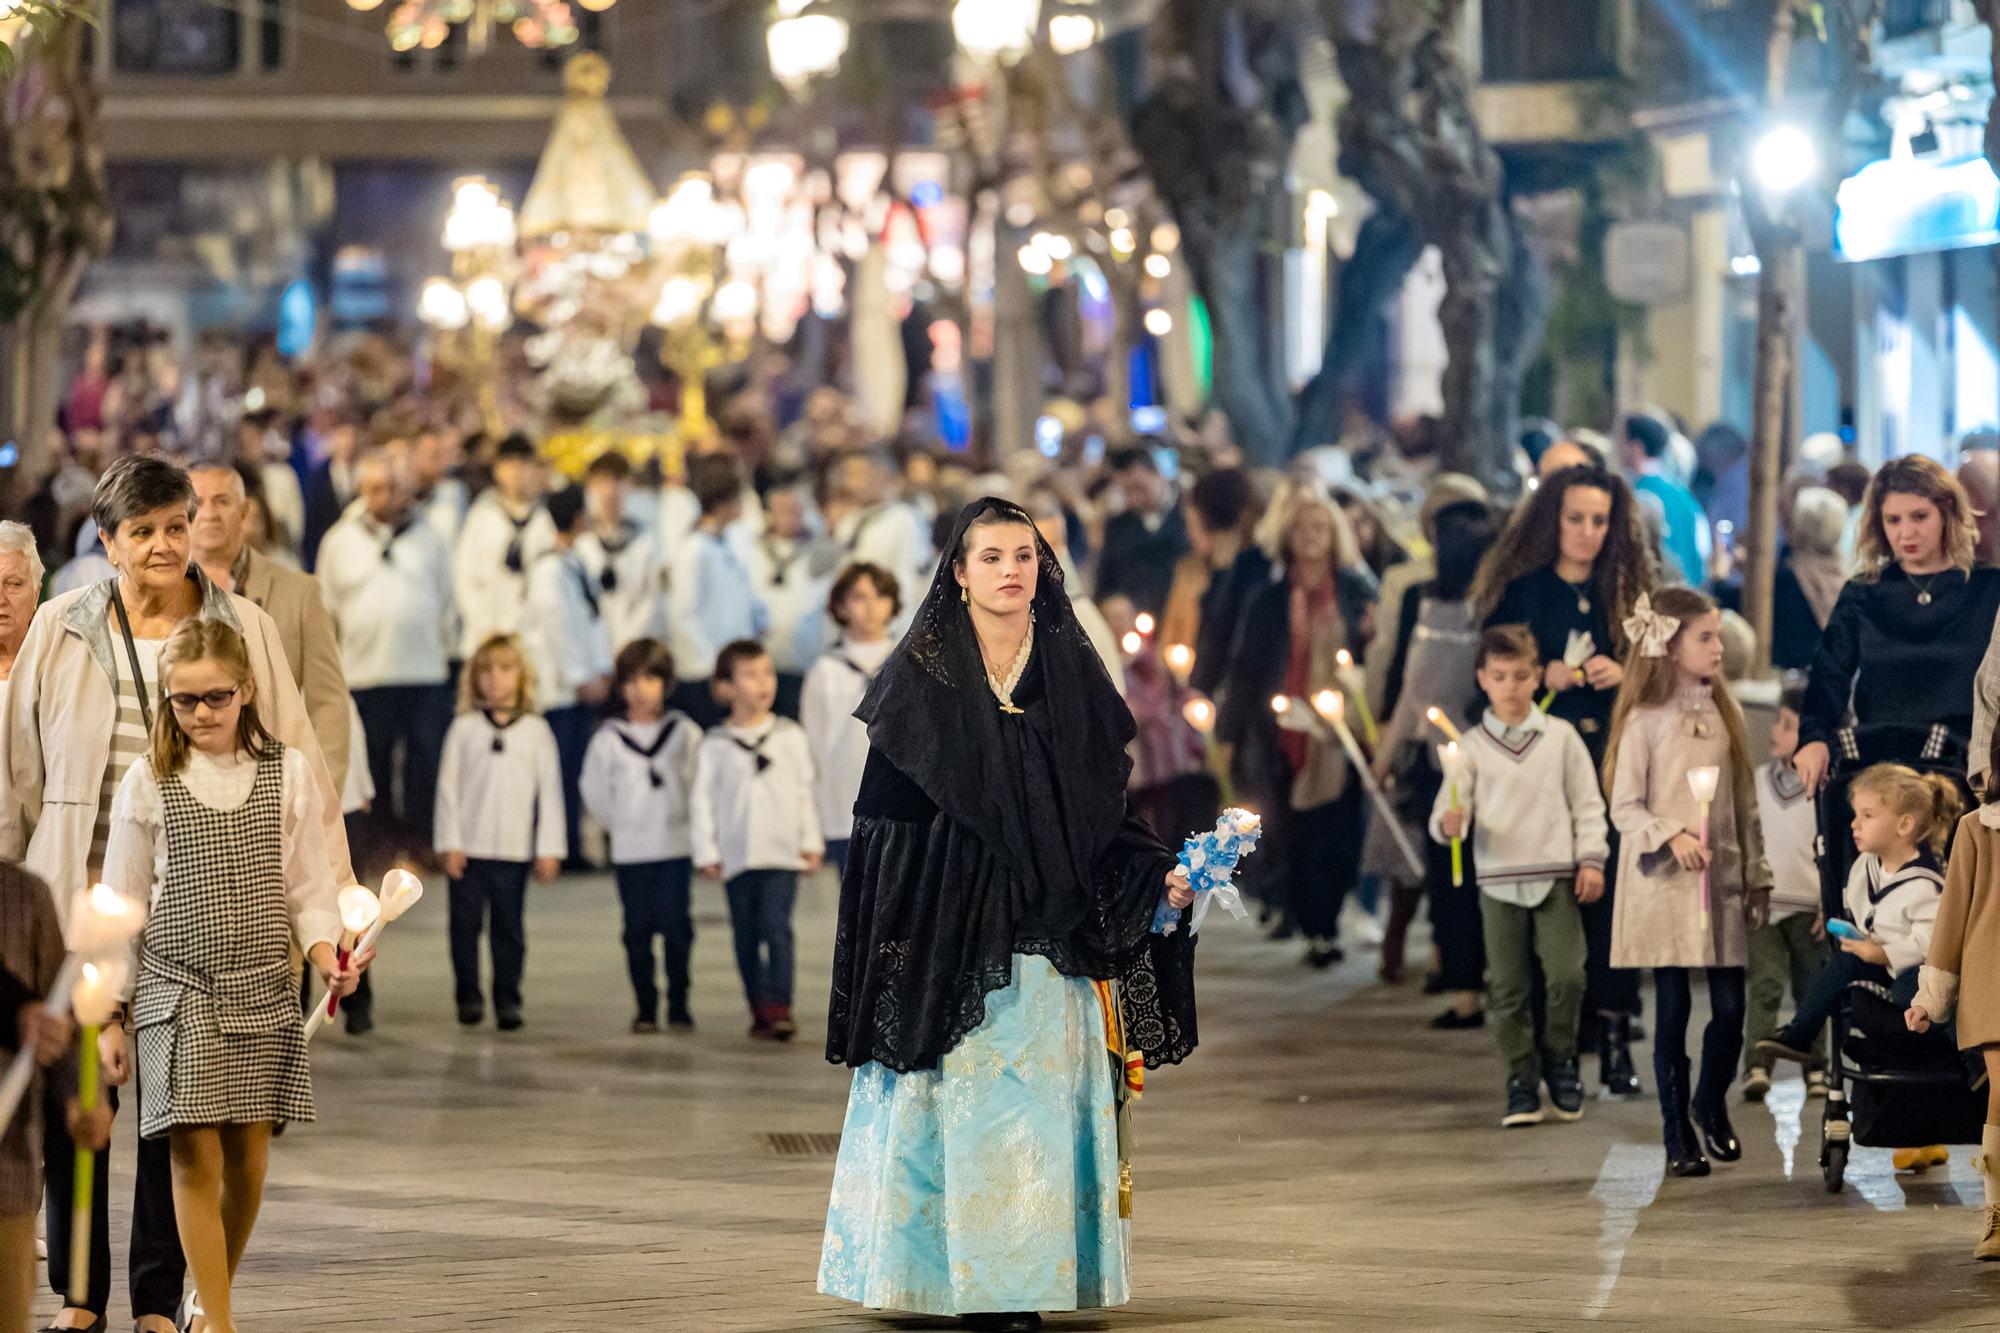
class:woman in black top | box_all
[1795,456,2000,795]
[1472,464,1657,1095]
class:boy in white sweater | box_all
[1432,626,1609,1129]
[692,640,823,1041]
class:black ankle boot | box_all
[1694,1039,1743,1162]
[1600,1013,1643,1098]
[1657,1056,1710,1178]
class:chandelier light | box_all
[369,0,601,56]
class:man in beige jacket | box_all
[187,463,351,790]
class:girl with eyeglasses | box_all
[98,618,364,1333]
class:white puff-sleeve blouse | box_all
[103,746,343,993]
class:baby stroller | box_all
[1814,723,1987,1193]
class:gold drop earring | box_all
[960,585,968,604]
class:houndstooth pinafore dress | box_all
[131,746,315,1140]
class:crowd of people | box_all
[6,321,2000,1326]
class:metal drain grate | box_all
[764,1131,843,1157]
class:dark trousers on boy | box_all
[724,869,797,1023]
[544,703,595,871]
[614,859,695,1024]
[449,858,530,1020]
[1745,911,1829,1072]
[1481,879,1589,1080]
[43,1079,183,1320]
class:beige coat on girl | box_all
[1608,689,1770,969]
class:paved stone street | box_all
[42,871,2000,1331]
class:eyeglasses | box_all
[166,687,239,714]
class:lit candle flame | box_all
[1425,706,1463,743]
[1312,689,1344,722]
[338,885,382,935]
[1121,631,1143,656]
[1686,765,1721,804]
[1336,649,1354,670]
[1135,612,1156,637]
[1164,643,1194,677]
[1270,694,1291,716]
[1182,697,1216,734]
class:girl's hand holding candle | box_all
[305,868,421,1042]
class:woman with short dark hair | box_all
[0,453,349,1333]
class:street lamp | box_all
[953,0,1038,62]
[766,3,848,95]
[1752,124,1819,196]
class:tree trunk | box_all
[1181,218,1291,461]
[0,15,110,509]
[1289,205,1422,454]
[1742,1,1800,681]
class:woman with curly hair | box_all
[1474,463,1657,1095]
[1814,456,2000,793]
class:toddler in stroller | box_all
[1767,740,1986,1199]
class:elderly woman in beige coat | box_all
[0,454,349,1333]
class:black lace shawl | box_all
[825,497,1199,1074]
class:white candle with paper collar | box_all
[1687,765,1721,931]
[305,869,425,1043]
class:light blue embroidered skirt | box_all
[817,954,1130,1316]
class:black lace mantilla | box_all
[824,496,1200,1073]
[825,811,1199,1074]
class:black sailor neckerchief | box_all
[502,504,539,575]
[376,515,418,563]
[825,641,882,682]
[482,709,524,754]
[545,549,602,620]
[758,532,807,588]
[594,522,636,592]
[615,717,682,788]
[730,724,775,775]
